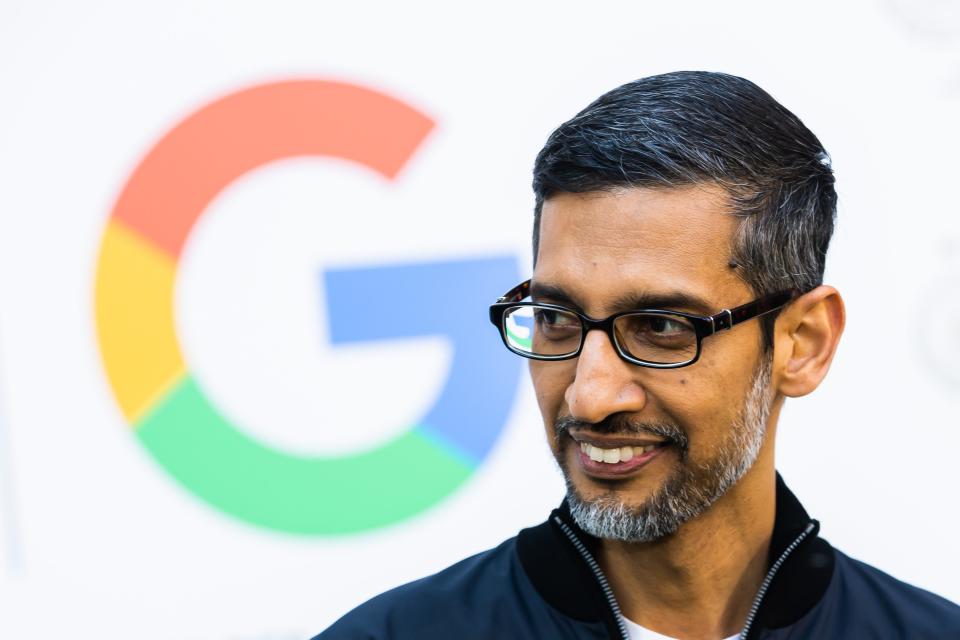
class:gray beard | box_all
[564,355,773,543]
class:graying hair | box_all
[532,71,836,342]
[566,354,773,542]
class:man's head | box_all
[526,71,844,541]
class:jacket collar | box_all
[516,473,835,638]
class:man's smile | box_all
[567,430,672,479]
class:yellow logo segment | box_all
[95,220,186,423]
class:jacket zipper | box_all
[553,516,631,640]
[554,515,817,640]
[738,521,816,640]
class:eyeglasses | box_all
[489,280,796,369]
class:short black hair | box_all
[532,71,837,346]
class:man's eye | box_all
[648,316,688,335]
[534,308,579,334]
[537,310,570,325]
[619,314,695,349]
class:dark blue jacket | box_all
[316,476,960,639]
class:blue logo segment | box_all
[323,256,522,465]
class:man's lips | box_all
[568,430,670,477]
[569,431,667,448]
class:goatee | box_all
[559,355,773,542]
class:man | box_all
[316,71,960,639]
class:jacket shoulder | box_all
[826,550,960,638]
[314,537,523,640]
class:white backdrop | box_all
[1,1,958,638]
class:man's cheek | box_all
[531,371,566,420]
[660,379,726,429]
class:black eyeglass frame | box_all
[488,280,797,369]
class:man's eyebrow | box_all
[609,290,716,315]
[531,282,715,315]
[529,282,582,308]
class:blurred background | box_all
[1,1,958,638]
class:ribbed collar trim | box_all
[515,473,835,637]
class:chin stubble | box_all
[562,355,773,543]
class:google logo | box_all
[94,80,521,534]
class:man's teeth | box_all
[580,442,660,464]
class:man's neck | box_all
[598,459,777,640]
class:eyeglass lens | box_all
[502,305,699,365]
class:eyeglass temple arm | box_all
[496,279,531,303]
[708,290,797,334]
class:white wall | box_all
[0,1,958,638]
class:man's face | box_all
[531,185,774,541]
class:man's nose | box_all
[564,328,648,424]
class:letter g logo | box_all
[94,80,521,534]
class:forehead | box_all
[534,185,748,312]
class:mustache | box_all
[554,414,689,451]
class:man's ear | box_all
[773,285,845,398]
